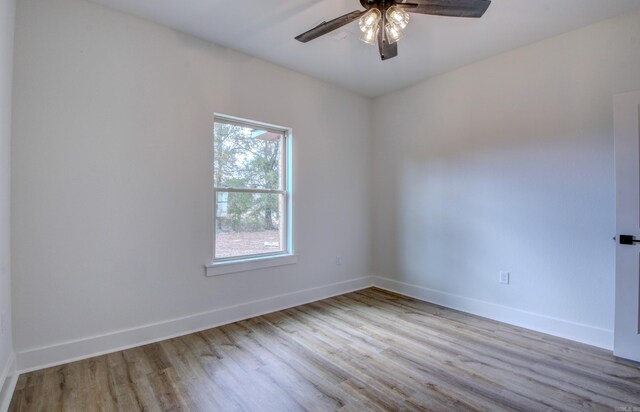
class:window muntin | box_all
[213,116,290,262]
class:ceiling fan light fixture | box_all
[358,8,381,32]
[385,22,404,45]
[360,25,379,45]
[294,0,492,61]
[386,5,410,30]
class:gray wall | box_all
[0,0,15,396]
[11,0,372,365]
[371,11,640,348]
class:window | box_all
[212,115,292,265]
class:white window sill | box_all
[205,254,298,277]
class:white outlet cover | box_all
[499,271,510,285]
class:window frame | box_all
[211,114,294,268]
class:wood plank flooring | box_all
[9,288,640,411]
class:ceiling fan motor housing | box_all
[361,0,392,10]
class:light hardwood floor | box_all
[9,288,640,411]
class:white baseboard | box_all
[15,274,614,376]
[17,276,374,373]
[0,353,17,412]
[372,276,613,350]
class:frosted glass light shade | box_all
[361,25,379,45]
[386,6,410,30]
[385,22,404,44]
[359,8,382,32]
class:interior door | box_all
[614,90,640,362]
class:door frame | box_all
[614,90,640,362]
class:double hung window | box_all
[213,115,292,263]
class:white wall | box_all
[372,11,640,349]
[11,0,372,369]
[0,0,16,403]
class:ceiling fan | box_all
[295,0,491,61]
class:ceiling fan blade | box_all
[295,10,365,43]
[378,24,398,61]
[397,0,491,18]
[380,41,398,60]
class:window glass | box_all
[213,123,282,191]
[213,117,290,261]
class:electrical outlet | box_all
[1,312,6,335]
[336,256,342,266]
[499,271,510,285]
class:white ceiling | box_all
[90,0,640,97]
